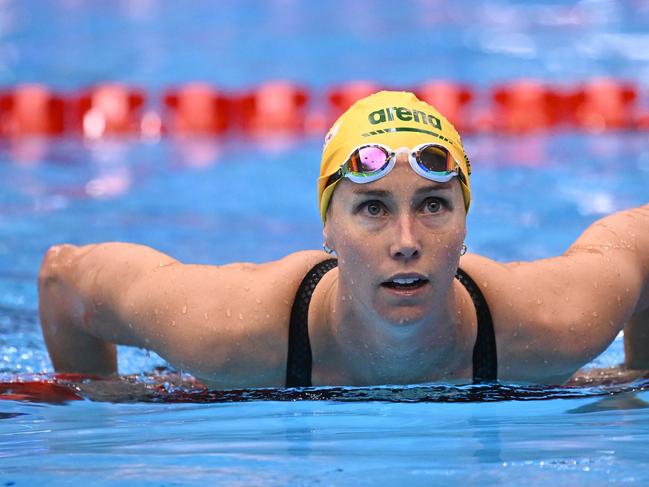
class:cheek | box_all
[425,223,466,270]
[336,230,376,267]
[337,252,374,300]
[331,225,383,280]
[447,223,466,246]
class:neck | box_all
[321,277,474,385]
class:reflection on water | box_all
[0,376,648,485]
[2,369,648,405]
[567,392,649,414]
[146,379,649,405]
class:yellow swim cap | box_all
[318,91,471,222]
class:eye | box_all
[359,200,386,217]
[422,197,445,214]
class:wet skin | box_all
[316,154,476,384]
[324,153,467,327]
[38,155,649,387]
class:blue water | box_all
[1,0,649,485]
[0,396,648,486]
[5,0,649,88]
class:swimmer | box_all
[38,91,649,388]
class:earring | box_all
[460,243,467,256]
[323,243,334,254]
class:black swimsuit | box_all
[285,258,497,387]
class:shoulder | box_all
[185,249,334,329]
[176,250,333,302]
[153,250,333,386]
[256,250,335,278]
[457,252,627,383]
[220,250,334,301]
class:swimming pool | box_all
[1,0,649,484]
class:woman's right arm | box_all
[38,242,327,386]
[38,243,178,375]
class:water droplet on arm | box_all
[182,305,187,314]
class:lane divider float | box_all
[0,78,647,139]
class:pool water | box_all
[1,394,649,486]
[1,0,649,485]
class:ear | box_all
[461,210,468,240]
[322,216,334,250]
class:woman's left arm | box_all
[577,204,649,370]
[566,203,649,314]
[460,203,649,382]
[624,308,649,369]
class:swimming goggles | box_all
[325,143,467,188]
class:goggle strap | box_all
[326,168,344,187]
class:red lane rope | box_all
[0,381,83,403]
[1,78,648,138]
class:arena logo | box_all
[368,107,442,129]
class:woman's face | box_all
[323,152,467,325]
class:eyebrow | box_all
[351,189,391,197]
[415,183,453,194]
[351,183,453,197]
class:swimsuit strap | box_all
[455,267,498,383]
[285,260,497,387]
[286,258,338,387]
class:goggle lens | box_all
[349,146,390,174]
[416,145,455,174]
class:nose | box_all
[389,213,421,261]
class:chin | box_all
[375,304,429,327]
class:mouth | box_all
[381,275,430,292]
